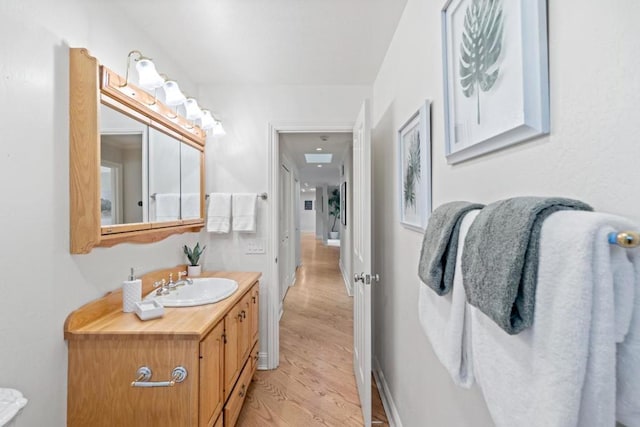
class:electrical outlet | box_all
[246,239,266,254]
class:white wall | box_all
[299,191,316,232]
[339,144,353,294]
[371,0,640,425]
[0,1,203,425]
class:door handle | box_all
[354,273,364,283]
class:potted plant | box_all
[328,188,341,240]
[183,242,206,277]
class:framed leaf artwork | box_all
[398,101,432,232]
[442,0,549,164]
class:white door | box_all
[352,100,373,426]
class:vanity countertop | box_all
[64,270,261,340]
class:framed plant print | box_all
[442,0,549,164]
[398,100,432,232]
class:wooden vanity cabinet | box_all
[65,270,260,427]
[200,321,225,427]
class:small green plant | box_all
[183,242,206,266]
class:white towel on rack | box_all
[154,193,180,221]
[469,211,639,427]
[617,246,640,427]
[181,193,200,220]
[206,193,231,233]
[232,193,257,232]
[418,209,478,388]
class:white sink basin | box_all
[146,277,239,307]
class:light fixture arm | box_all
[121,50,148,87]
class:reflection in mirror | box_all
[149,127,181,222]
[100,103,147,226]
[181,143,201,219]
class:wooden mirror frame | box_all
[70,48,206,254]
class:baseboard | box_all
[257,351,270,370]
[373,357,403,427]
[339,260,353,297]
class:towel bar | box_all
[204,193,268,200]
[151,192,269,201]
[608,231,640,248]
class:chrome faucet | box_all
[153,279,169,295]
[174,271,193,287]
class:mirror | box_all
[70,47,207,253]
[181,143,202,220]
[148,127,181,222]
[99,103,148,225]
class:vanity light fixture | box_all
[162,80,187,106]
[212,120,226,136]
[184,98,204,121]
[121,50,164,90]
[316,147,323,151]
[199,110,216,130]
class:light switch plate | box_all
[246,239,266,254]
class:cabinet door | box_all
[224,304,241,401]
[238,291,252,363]
[200,321,225,427]
[250,285,259,345]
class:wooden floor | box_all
[236,233,389,426]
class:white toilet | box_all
[0,389,27,427]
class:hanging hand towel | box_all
[469,211,638,427]
[155,193,180,222]
[462,196,592,334]
[181,193,200,220]
[232,193,257,232]
[206,193,231,233]
[419,209,479,388]
[418,201,485,295]
[617,246,640,427]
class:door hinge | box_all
[222,332,227,344]
[275,257,278,263]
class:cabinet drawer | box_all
[223,357,254,427]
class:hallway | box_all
[237,233,388,426]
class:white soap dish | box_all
[134,300,164,321]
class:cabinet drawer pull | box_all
[238,383,246,397]
[131,366,188,388]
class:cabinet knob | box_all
[239,383,246,397]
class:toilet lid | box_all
[0,389,27,426]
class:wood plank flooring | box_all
[236,233,389,426]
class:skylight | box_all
[305,153,333,163]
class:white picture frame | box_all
[398,101,432,232]
[442,0,549,164]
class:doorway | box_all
[266,123,354,370]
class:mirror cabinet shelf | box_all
[70,48,206,254]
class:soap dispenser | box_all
[122,268,142,313]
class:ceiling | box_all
[280,132,351,187]
[115,0,408,85]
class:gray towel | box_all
[419,201,485,295]
[462,197,593,334]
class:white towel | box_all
[206,193,231,233]
[181,193,201,219]
[232,193,257,232]
[418,209,478,388]
[617,245,640,426]
[154,193,180,221]
[469,211,639,427]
